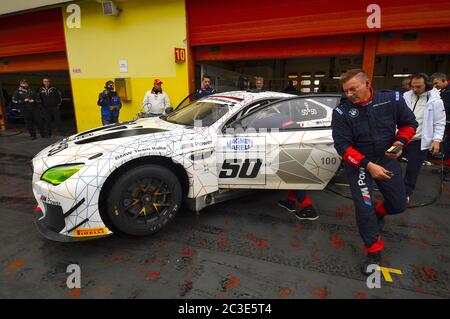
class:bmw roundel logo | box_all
[349,108,359,118]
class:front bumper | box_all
[34,206,112,242]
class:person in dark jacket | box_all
[97,80,122,125]
[285,79,300,95]
[194,74,216,100]
[37,78,63,136]
[431,72,450,167]
[331,69,418,275]
[12,80,45,139]
[250,77,266,93]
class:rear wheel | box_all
[106,165,182,236]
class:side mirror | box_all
[165,107,173,114]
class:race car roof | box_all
[207,90,295,102]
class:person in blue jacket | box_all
[97,80,122,125]
[331,69,418,275]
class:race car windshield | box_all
[163,100,229,127]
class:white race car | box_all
[31,91,342,241]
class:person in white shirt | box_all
[403,73,446,200]
[142,79,170,117]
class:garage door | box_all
[0,7,67,72]
[187,0,450,46]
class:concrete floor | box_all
[1,131,450,299]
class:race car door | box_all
[217,95,342,190]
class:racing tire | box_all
[106,165,182,236]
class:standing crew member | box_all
[38,78,63,137]
[12,80,45,139]
[251,77,266,93]
[142,79,170,117]
[431,72,450,168]
[194,74,216,100]
[331,69,418,275]
[97,81,122,125]
[403,74,445,201]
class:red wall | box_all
[195,34,363,61]
[187,0,450,46]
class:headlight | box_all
[41,164,84,185]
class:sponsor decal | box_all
[114,151,132,161]
[372,101,390,108]
[74,227,109,237]
[358,167,372,206]
[227,138,254,151]
[335,107,343,115]
[194,141,212,147]
[40,195,61,206]
[349,108,359,118]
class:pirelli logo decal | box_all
[74,227,108,237]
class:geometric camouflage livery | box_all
[31,91,342,241]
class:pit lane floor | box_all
[1,132,449,299]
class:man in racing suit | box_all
[331,69,418,275]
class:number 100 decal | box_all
[219,158,263,179]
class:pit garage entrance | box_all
[0,7,76,135]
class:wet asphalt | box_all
[1,130,449,299]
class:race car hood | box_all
[31,117,213,177]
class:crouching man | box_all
[331,69,418,275]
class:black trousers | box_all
[42,107,63,136]
[22,106,44,138]
[404,140,428,196]
[444,124,450,161]
[345,158,407,251]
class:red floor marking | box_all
[225,275,241,289]
[355,291,366,299]
[279,288,292,297]
[413,285,425,293]
[180,280,193,296]
[218,231,229,250]
[8,258,25,270]
[145,271,161,281]
[311,252,321,261]
[295,224,304,234]
[395,216,405,224]
[179,249,193,256]
[330,233,345,249]
[246,232,268,249]
[335,204,353,219]
[156,240,165,249]
[309,284,330,299]
[195,239,207,248]
[70,288,81,299]
[423,266,438,281]
[290,239,304,252]
[217,292,229,299]
[416,224,442,239]
[410,236,432,247]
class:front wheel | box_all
[106,165,182,236]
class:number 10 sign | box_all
[174,48,186,63]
